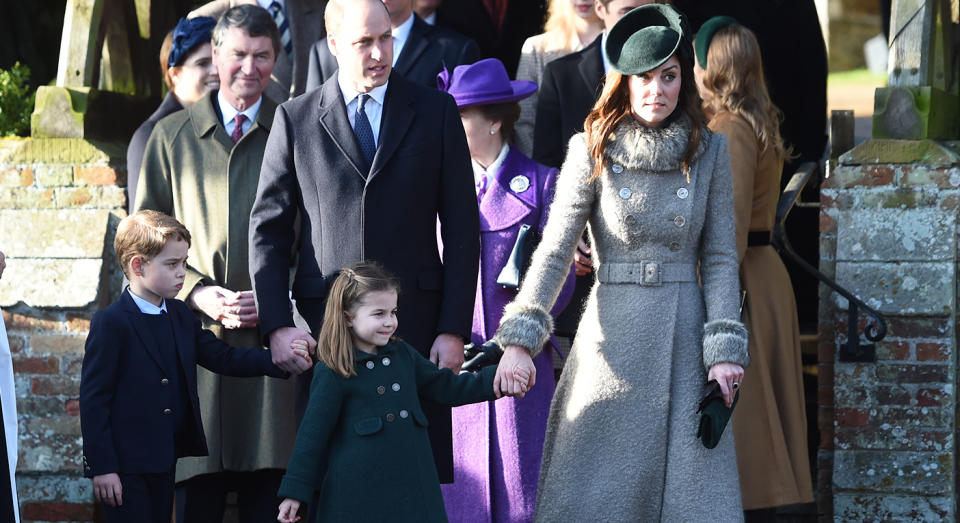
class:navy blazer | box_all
[79,290,286,477]
[304,14,480,92]
[532,35,605,169]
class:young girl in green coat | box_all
[277,262,529,523]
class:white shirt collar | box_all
[392,13,416,66]
[472,143,510,188]
[217,90,263,131]
[128,288,167,315]
[337,76,389,108]
[423,12,437,25]
[600,31,611,74]
[257,0,282,10]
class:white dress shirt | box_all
[423,12,438,25]
[218,91,263,138]
[392,13,415,66]
[128,288,168,315]
[339,77,388,146]
[472,143,510,192]
[257,0,283,10]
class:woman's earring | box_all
[489,129,496,135]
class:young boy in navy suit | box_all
[79,210,309,523]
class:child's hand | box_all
[278,498,301,522]
[93,473,123,507]
[503,365,530,397]
[290,339,314,368]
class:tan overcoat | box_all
[135,91,298,482]
[710,111,813,509]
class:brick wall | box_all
[819,144,958,520]
[0,137,126,523]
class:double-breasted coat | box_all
[135,91,298,482]
[441,147,575,522]
[494,115,750,521]
[711,111,813,509]
[278,339,497,522]
[249,72,480,481]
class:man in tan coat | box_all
[190,0,327,100]
[136,6,312,522]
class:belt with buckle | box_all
[596,261,698,286]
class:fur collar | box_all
[604,113,706,172]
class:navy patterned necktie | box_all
[354,94,376,164]
[269,1,294,57]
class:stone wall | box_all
[0,137,126,523]
[819,139,959,520]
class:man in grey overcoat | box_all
[136,6,310,521]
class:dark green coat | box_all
[278,339,497,522]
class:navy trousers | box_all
[101,469,175,523]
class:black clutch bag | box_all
[496,224,540,289]
[696,380,740,449]
[461,340,503,373]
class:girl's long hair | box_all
[699,24,787,160]
[583,54,706,180]
[317,261,400,378]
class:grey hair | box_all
[212,4,282,57]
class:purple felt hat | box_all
[437,58,538,108]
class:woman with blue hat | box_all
[127,16,218,213]
[491,4,748,520]
[695,18,813,518]
[436,57,575,523]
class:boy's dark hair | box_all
[114,210,191,279]
[213,4,283,59]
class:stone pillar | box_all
[0,137,126,522]
[820,139,959,520]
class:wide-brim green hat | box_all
[605,4,692,76]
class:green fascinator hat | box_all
[694,16,739,69]
[605,4,692,76]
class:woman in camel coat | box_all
[694,17,813,516]
[493,6,749,521]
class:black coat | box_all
[126,92,183,213]
[436,0,547,77]
[531,35,604,170]
[304,14,480,92]
[79,290,285,477]
[248,72,480,481]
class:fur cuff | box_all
[493,302,553,357]
[702,319,749,369]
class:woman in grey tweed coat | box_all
[491,5,750,521]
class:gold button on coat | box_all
[385,413,395,422]
[377,386,386,394]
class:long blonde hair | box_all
[583,55,706,180]
[317,261,400,378]
[699,24,787,160]
[542,0,591,51]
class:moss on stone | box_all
[839,139,960,167]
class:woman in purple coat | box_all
[438,58,576,522]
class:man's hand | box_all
[429,333,465,373]
[269,327,315,374]
[574,238,593,276]
[494,345,536,399]
[93,473,123,507]
[188,286,259,329]
[277,498,302,523]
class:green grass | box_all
[828,68,887,87]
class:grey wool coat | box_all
[494,114,750,522]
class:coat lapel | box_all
[578,37,605,100]
[191,91,235,151]
[394,16,430,78]
[479,149,537,231]
[119,291,167,372]
[369,74,415,180]
[168,304,199,393]
[318,74,369,179]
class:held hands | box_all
[93,473,123,507]
[708,363,744,408]
[188,286,259,329]
[277,498,301,522]
[289,339,313,367]
[494,345,537,399]
[270,327,316,375]
[430,333,465,374]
